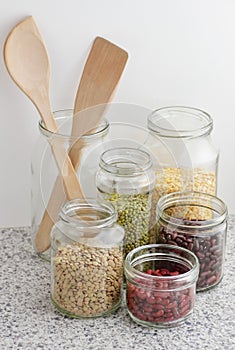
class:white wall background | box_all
[0,0,235,227]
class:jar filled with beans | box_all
[147,106,219,221]
[50,199,125,318]
[124,244,199,328]
[156,191,228,291]
[96,147,156,259]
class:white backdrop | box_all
[0,0,234,227]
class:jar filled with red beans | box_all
[156,191,228,291]
[124,244,199,328]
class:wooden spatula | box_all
[35,37,128,253]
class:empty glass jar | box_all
[50,198,125,318]
[96,147,156,259]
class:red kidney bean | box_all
[157,219,225,290]
[154,309,164,317]
[126,268,194,325]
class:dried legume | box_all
[126,267,195,325]
[51,242,123,317]
[104,193,152,258]
[157,219,225,290]
[154,167,216,220]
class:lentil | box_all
[51,242,123,317]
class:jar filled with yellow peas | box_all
[147,106,218,220]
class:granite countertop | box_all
[1,216,235,350]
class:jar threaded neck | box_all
[99,147,153,176]
[156,191,227,229]
[60,199,117,228]
[148,106,213,138]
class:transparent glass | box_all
[31,109,109,261]
[96,147,156,259]
[156,191,228,291]
[147,106,219,204]
[50,198,125,318]
[124,244,199,328]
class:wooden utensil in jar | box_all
[35,37,128,252]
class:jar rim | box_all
[124,244,199,289]
[38,109,109,140]
[99,147,153,176]
[147,106,213,138]
[156,191,228,229]
[59,198,118,228]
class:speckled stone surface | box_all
[0,217,235,350]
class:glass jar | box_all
[156,191,228,291]
[50,198,125,318]
[31,109,109,261]
[147,106,219,206]
[124,244,199,328]
[96,147,156,259]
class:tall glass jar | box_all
[155,191,228,291]
[147,106,219,206]
[50,198,125,318]
[96,147,156,259]
[31,109,109,261]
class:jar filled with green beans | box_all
[96,147,156,259]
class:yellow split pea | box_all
[154,167,216,220]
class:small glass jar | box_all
[124,244,199,328]
[31,109,109,261]
[147,106,219,206]
[156,191,228,291]
[50,198,125,318]
[96,147,156,259]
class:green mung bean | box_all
[103,192,152,258]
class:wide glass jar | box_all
[96,147,156,259]
[147,106,219,206]
[155,191,228,291]
[124,244,199,328]
[31,109,109,261]
[50,198,125,318]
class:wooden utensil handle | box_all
[35,136,85,253]
[50,138,83,198]
[34,175,65,252]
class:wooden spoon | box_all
[3,16,84,200]
[35,37,128,253]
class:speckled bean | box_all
[157,220,225,290]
